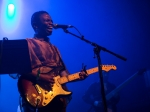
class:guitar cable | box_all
[35,98,41,112]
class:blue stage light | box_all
[0,1,22,34]
[7,4,15,18]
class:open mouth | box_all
[46,27,53,33]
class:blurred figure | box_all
[82,71,120,112]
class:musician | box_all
[18,11,87,112]
[82,71,120,112]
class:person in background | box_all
[82,71,120,112]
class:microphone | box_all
[53,24,73,29]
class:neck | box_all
[34,34,50,42]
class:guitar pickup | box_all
[35,84,41,94]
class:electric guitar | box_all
[18,65,117,108]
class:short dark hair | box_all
[31,11,49,31]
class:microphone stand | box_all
[63,29,127,112]
[0,75,1,92]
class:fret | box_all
[58,77,68,84]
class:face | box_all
[35,13,53,37]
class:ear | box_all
[32,22,39,32]
[33,22,38,29]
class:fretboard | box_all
[58,65,114,84]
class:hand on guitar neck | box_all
[79,70,88,80]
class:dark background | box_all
[0,0,150,112]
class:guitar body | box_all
[18,76,72,108]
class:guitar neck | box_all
[58,65,116,84]
[58,67,98,84]
[106,70,144,100]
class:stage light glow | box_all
[7,4,15,18]
[0,1,22,34]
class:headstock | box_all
[102,65,117,72]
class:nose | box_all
[48,21,53,25]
